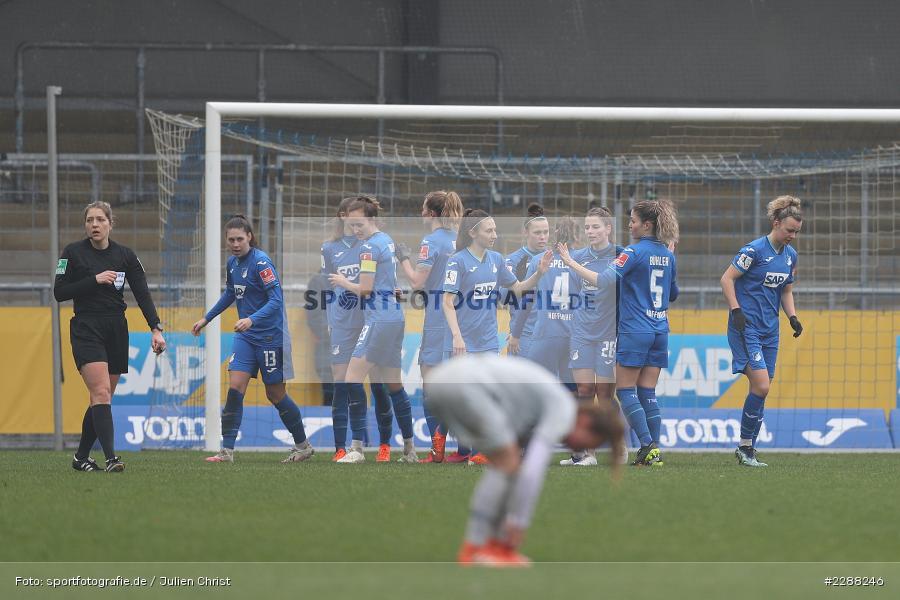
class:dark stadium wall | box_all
[2,0,900,151]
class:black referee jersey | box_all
[54,238,161,330]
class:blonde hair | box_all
[553,215,580,246]
[632,198,679,245]
[424,190,465,230]
[767,195,802,223]
[83,200,114,225]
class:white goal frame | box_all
[203,102,900,450]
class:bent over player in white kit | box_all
[425,354,625,566]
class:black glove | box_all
[395,242,411,263]
[789,315,803,338]
[730,308,746,332]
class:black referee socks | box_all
[75,406,97,460]
[91,404,116,461]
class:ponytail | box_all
[424,190,465,230]
[632,199,679,245]
[553,215,580,246]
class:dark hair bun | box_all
[527,203,545,218]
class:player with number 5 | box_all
[611,199,679,466]
[192,215,312,464]
[721,196,803,468]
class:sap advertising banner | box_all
[113,406,894,451]
[657,335,739,408]
[115,333,234,405]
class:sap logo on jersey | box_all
[763,272,789,287]
[657,335,740,407]
[115,333,235,404]
[337,264,360,280]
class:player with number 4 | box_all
[192,215,313,465]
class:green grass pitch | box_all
[2,451,899,599]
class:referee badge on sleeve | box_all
[55,259,68,275]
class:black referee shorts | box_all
[70,315,130,374]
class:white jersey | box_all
[426,354,576,446]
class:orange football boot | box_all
[467,452,490,465]
[376,444,391,462]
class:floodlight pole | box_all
[48,85,63,452]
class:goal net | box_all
[146,104,900,452]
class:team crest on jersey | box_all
[736,253,753,270]
[571,350,579,361]
[419,245,429,260]
[786,256,792,266]
[260,268,276,285]
[492,264,497,273]
[55,258,68,275]
[331,345,340,356]
[242,268,248,278]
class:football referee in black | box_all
[54,201,166,472]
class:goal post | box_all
[195,102,900,452]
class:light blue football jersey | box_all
[731,235,798,336]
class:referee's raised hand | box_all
[95,270,117,285]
